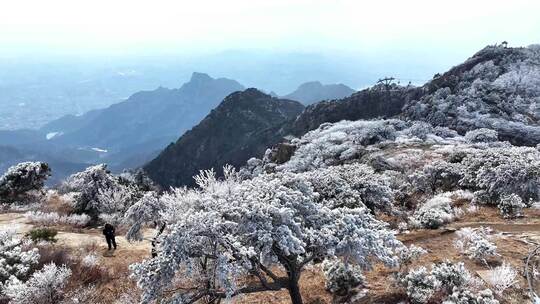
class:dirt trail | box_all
[0,212,154,262]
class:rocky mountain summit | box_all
[145,89,304,187]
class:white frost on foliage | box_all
[130,168,401,303]
[277,119,406,173]
[0,229,40,291]
[4,263,71,304]
[454,227,498,262]
[403,45,540,145]
[412,194,457,229]
[483,262,518,296]
[0,162,50,204]
[24,211,90,227]
[322,258,364,294]
[60,164,146,222]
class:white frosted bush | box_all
[82,253,100,268]
[483,262,518,295]
[400,267,438,304]
[278,119,403,172]
[61,164,143,221]
[460,146,540,205]
[465,128,499,143]
[396,244,427,269]
[4,263,71,304]
[443,288,499,304]
[301,163,394,213]
[498,193,526,218]
[454,227,498,262]
[400,261,489,304]
[431,261,471,292]
[24,211,90,228]
[413,195,456,229]
[322,259,365,295]
[0,229,40,290]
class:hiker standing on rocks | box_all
[103,223,117,250]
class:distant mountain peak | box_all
[283,81,356,105]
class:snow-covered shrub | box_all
[409,161,465,196]
[4,263,71,304]
[276,119,405,172]
[465,129,499,143]
[459,146,540,206]
[400,261,489,304]
[24,211,60,226]
[24,211,90,228]
[81,253,100,268]
[131,168,401,304]
[0,229,40,290]
[401,121,435,140]
[431,261,471,292]
[413,194,456,229]
[454,227,498,262]
[396,245,427,270]
[400,266,438,304]
[443,288,499,304]
[302,163,394,213]
[498,193,526,218]
[483,262,518,295]
[0,162,50,204]
[322,259,365,295]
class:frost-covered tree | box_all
[0,162,50,204]
[124,191,163,241]
[131,169,401,304]
[60,164,117,217]
[0,230,40,292]
[96,183,140,226]
[4,263,71,304]
[60,164,147,222]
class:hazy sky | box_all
[1,0,539,57]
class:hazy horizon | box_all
[1,0,539,57]
[1,0,539,129]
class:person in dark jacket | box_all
[103,223,117,250]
